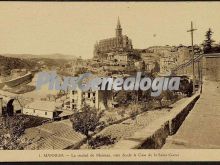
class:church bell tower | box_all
[116,17,122,38]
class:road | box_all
[163,80,220,148]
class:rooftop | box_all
[25,101,60,112]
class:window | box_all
[93,93,96,97]
[88,93,90,98]
[72,91,75,95]
[45,112,47,115]
[33,110,35,113]
[93,100,95,103]
[72,99,74,102]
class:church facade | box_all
[93,18,133,59]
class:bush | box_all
[117,109,126,117]
[88,135,116,149]
[140,104,148,112]
[129,108,139,120]
[106,116,117,123]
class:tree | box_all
[114,90,128,104]
[70,104,103,138]
[203,28,215,53]
[186,80,193,97]
[153,90,177,109]
[0,115,29,150]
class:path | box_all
[163,80,220,148]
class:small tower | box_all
[93,41,100,58]
[116,17,122,37]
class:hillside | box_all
[0,55,37,76]
[2,53,76,60]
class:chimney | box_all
[0,97,3,116]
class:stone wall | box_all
[113,94,200,149]
[204,53,220,81]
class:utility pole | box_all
[187,21,197,94]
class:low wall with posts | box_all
[113,93,200,149]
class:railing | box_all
[172,54,204,73]
[172,53,220,74]
[204,52,220,58]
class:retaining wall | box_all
[204,53,220,81]
[113,93,200,149]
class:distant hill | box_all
[2,53,76,60]
[0,55,37,76]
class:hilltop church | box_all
[93,18,133,59]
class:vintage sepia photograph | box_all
[0,1,219,162]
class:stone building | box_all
[23,101,61,119]
[68,74,114,111]
[69,89,113,111]
[160,55,177,74]
[93,18,133,59]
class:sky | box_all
[0,2,220,59]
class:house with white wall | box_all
[23,101,60,119]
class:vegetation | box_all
[88,135,116,149]
[74,67,88,76]
[203,28,215,53]
[117,109,126,118]
[0,55,37,76]
[151,61,160,73]
[179,79,193,97]
[114,89,144,105]
[106,116,117,123]
[153,90,177,109]
[203,28,220,54]
[129,50,141,61]
[0,116,29,150]
[70,104,103,138]
[114,90,128,104]
[129,108,139,120]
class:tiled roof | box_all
[24,101,61,112]
[22,119,85,150]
